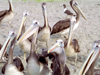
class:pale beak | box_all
[0,33,16,60]
[78,47,100,75]
[17,15,27,40]
[73,3,86,20]
[48,43,60,53]
[17,24,39,44]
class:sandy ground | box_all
[0,0,100,75]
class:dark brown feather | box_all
[51,19,70,35]
[64,10,75,16]
[64,39,80,52]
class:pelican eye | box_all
[96,45,98,48]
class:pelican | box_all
[0,0,14,27]
[51,0,86,37]
[78,40,100,75]
[37,2,51,49]
[1,30,24,75]
[48,39,70,75]
[64,16,80,65]
[63,4,75,18]
[17,11,31,60]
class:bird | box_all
[63,4,75,18]
[51,0,86,38]
[64,16,80,65]
[78,40,100,75]
[48,39,70,75]
[26,21,52,75]
[37,2,51,49]
[0,0,14,27]
[16,10,31,60]
[1,30,24,75]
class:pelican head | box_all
[42,2,47,9]
[72,1,86,20]
[23,10,29,17]
[48,39,64,54]
[63,4,66,8]
[0,30,16,60]
[17,20,39,44]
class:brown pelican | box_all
[37,2,51,49]
[17,11,31,60]
[63,4,75,18]
[78,40,100,75]
[0,0,14,27]
[48,39,70,75]
[17,3,51,50]
[64,16,80,65]
[51,0,86,37]
[1,30,24,75]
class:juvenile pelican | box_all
[64,16,80,65]
[78,40,100,75]
[63,4,75,18]
[37,2,51,49]
[0,0,14,27]
[17,11,31,60]
[48,39,70,75]
[1,30,24,75]
[51,0,86,37]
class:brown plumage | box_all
[0,0,14,27]
[64,39,80,52]
[0,44,2,49]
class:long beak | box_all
[0,33,16,60]
[78,47,100,75]
[48,43,60,53]
[17,24,39,44]
[17,16,27,40]
[73,4,86,20]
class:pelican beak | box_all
[73,3,86,20]
[17,22,39,44]
[78,46,100,75]
[17,13,28,40]
[48,43,60,53]
[0,32,16,60]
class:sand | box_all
[0,0,100,75]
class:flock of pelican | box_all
[0,0,100,75]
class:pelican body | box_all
[51,0,86,37]
[0,0,14,27]
[78,40,100,75]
